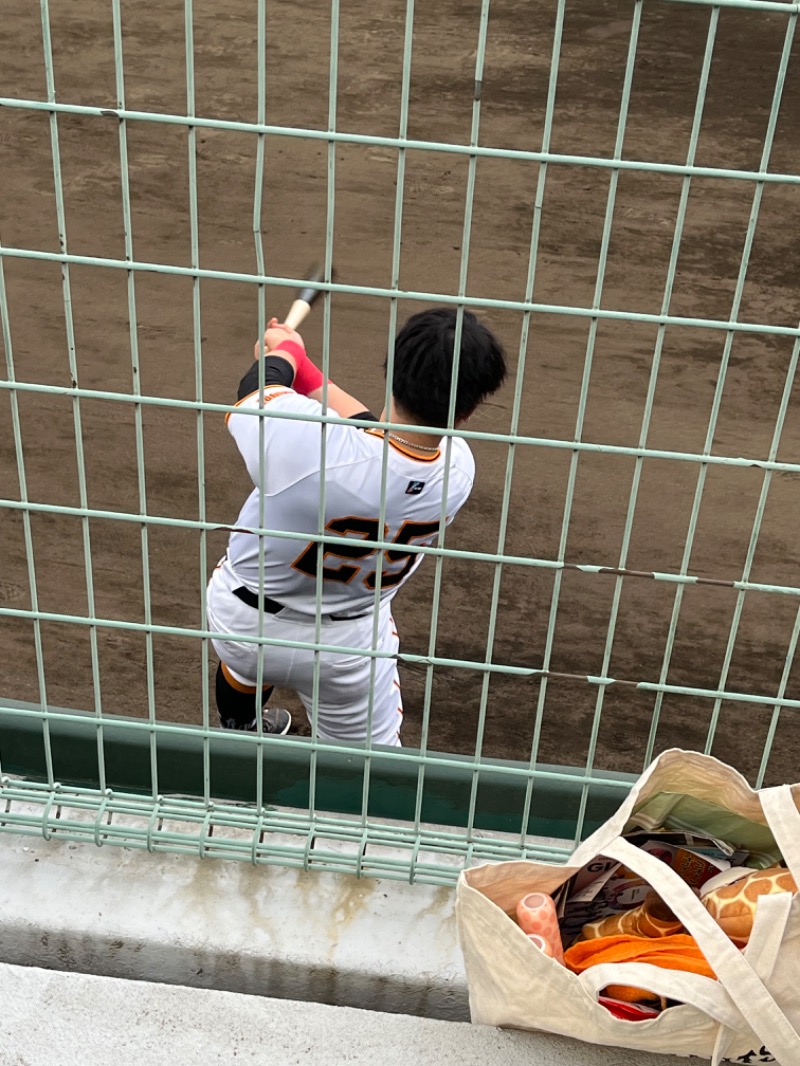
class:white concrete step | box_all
[0,963,704,1066]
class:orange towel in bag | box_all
[564,934,717,1004]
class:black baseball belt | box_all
[232,585,369,622]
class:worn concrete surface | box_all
[0,963,708,1066]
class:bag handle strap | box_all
[711,891,794,1065]
[758,785,800,880]
[602,837,800,1063]
[579,896,793,1065]
[576,962,747,1032]
[711,786,798,1066]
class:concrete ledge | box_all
[0,963,706,1066]
[0,818,468,1020]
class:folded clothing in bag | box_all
[564,932,717,1004]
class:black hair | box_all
[386,308,507,426]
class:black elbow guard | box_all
[237,355,295,400]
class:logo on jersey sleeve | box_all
[405,480,426,495]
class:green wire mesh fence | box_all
[1,0,799,884]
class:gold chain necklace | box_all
[388,431,439,454]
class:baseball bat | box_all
[283,263,335,329]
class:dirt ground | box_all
[2,0,800,786]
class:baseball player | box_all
[206,307,507,745]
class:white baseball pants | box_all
[206,557,403,746]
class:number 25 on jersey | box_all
[292,517,440,589]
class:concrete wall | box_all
[1,817,468,1020]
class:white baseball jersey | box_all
[224,384,475,616]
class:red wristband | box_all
[272,340,324,394]
[272,340,306,361]
[292,354,325,396]
[275,338,324,394]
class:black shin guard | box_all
[215,662,275,729]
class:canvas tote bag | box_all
[455,749,800,1064]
